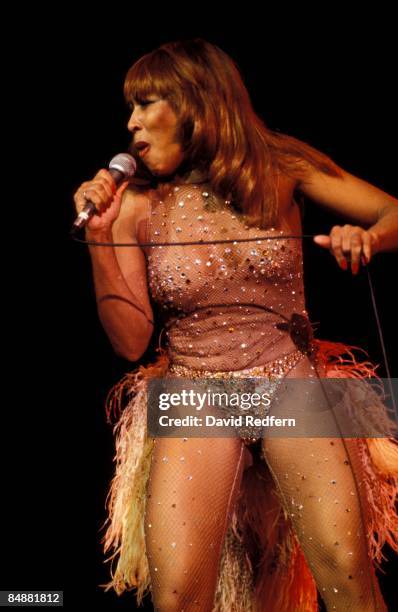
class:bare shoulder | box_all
[112,184,152,240]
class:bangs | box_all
[123,51,177,105]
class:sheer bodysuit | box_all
[104,172,397,612]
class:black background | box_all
[3,8,397,611]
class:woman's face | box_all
[127,96,185,176]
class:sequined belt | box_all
[167,349,306,445]
[167,348,306,380]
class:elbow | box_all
[113,325,154,363]
[116,350,141,363]
[114,346,145,363]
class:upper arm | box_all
[111,188,154,322]
[296,159,398,227]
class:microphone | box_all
[71,153,137,235]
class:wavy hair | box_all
[124,38,342,227]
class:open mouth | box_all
[138,146,150,157]
[135,142,150,157]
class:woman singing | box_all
[73,39,398,611]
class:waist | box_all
[167,347,305,380]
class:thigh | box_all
[145,437,245,595]
[261,435,384,610]
[261,435,364,548]
[261,355,375,588]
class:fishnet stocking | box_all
[144,355,387,611]
[261,436,385,611]
[145,437,246,611]
[260,355,386,611]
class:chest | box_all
[143,182,304,312]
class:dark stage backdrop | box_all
[3,12,397,612]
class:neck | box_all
[128,162,208,190]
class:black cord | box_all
[71,230,396,406]
[70,233,317,247]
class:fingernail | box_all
[361,255,368,265]
[340,260,348,270]
[352,263,359,275]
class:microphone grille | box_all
[109,153,137,177]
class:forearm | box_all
[86,228,154,361]
[369,204,398,254]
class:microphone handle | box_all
[71,167,126,235]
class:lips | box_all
[134,141,150,157]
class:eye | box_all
[128,98,157,113]
[135,98,154,108]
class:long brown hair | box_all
[124,39,342,227]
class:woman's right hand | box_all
[73,169,129,234]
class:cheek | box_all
[153,107,180,140]
[162,143,184,166]
[152,127,181,154]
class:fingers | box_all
[361,231,372,266]
[341,225,362,274]
[365,230,380,260]
[73,184,90,214]
[83,182,113,212]
[73,169,117,215]
[95,169,117,194]
[115,180,129,199]
[330,226,348,270]
[313,235,330,248]
[314,225,377,274]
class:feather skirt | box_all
[101,341,398,611]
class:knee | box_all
[150,563,215,611]
[317,545,356,577]
[316,544,370,591]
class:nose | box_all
[127,108,142,133]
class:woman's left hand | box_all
[313,225,380,274]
